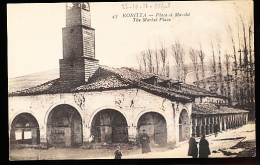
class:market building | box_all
[8,2,249,149]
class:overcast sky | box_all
[7,1,253,78]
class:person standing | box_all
[213,121,219,137]
[114,146,122,159]
[188,133,198,158]
[139,129,151,154]
[199,135,211,158]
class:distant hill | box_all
[8,69,59,93]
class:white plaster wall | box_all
[195,96,227,104]
[8,88,190,144]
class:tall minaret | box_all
[59,2,99,86]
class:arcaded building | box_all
[8,2,248,148]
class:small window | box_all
[70,29,74,33]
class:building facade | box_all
[8,2,248,149]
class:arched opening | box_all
[179,109,190,142]
[137,112,167,147]
[10,113,40,145]
[46,104,83,147]
[90,109,128,143]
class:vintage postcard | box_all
[7,1,255,160]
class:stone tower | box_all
[59,2,99,86]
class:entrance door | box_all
[137,112,167,146]
[179,109,190,142]
[91,109,128,144]
[46,104,83,147]
[10,113,40,145]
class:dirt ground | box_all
[9,123,256,160]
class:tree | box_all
[146,42,153,73]
[154,44,160,75]
[224,54,232,98]
[172,39,185,82]
[141,51,147,72]
[159,40,167,76]
[189,48,199,86]
[197,40,206,88]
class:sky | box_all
[7,1,253,78]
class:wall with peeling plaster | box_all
[8,88,192,146]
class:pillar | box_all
[10,128,16,144]
[239,114,241,126]
[236,115,238,128]
[231,115,235,129]
[211,116,214,134]
[223,116,226,131]
[65,127,71,146]
[201,117,206,136]
[128,126,137,143]
[206,117,210,135]
[219,116,222,132]
[31,128,38,145]
[226,116,229,129]
[192,118,197,135]
[196,118,201,137]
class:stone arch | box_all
[136,110,167,147]
[44,101,84,124]
[178,109,190,141]
[10,112,40,145]
[134,109,168,127]
[88,106,130,128]
[9,110,37,129]
[89,108,129,143]
[46,104,83,147]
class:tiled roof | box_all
[192,103,249,116]
[8,65,228,101]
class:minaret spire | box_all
[59,2,99,86]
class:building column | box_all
[83,123,91,145]
[241,114,244,125]
[223,115,226,131]
[127,126,135,143]
[231,115,233,128]
[231,115,235,129]
[196,118,201,137]
[236,115,239,128]
[219,116,222,132]
[245,113,248,124]
[192,118,197,136]
[234,115,237,128]
[226,116,230,129]
[210,116,214,134]
[40,126,48,146]
[31,128,38,145]
[238,114,241,127]
[236,115,238,128]
[206,117,210,135]
[201,117,206,136]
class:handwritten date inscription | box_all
[122,2,171,11]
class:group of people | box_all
[188,133,211,158]
[188,121,219,158]
[115,124,217,159]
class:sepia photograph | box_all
[7,1,255,160]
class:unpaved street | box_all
[9,123,255,160]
